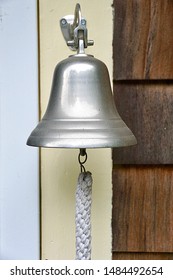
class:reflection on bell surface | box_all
[27,53,137,148]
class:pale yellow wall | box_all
[39,0,113,260]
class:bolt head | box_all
[81,19,86,25]
[61,18,67,25]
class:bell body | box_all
[27,54,137,148]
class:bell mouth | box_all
[27,118,137,149]
[27,137,137,149]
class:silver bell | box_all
[27,4,136,149]
[27,53,136,148]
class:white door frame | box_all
[0,0,40,259]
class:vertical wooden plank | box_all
[112,166,173,252]
[113,82,173,164]
[114,0,173,79]
[39,0,113,260]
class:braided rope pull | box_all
[75,171,93,260]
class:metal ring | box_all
[78,149,87,173]
[78,152,87,164]
[73,3,82,28]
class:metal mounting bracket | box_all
[60,3,94,52]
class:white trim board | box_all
[0,0,40,259]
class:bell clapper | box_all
[78,148,88,173]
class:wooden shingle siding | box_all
[112,0,173,260]
[112,166,173,252]
[113,82,173,164]
[114,0,173,80]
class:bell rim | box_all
[27,135,137,148]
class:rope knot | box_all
[78,171,92,186]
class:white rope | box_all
[75,171,92,260]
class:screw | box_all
[81,19,86,25]
[61,18,67,25]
